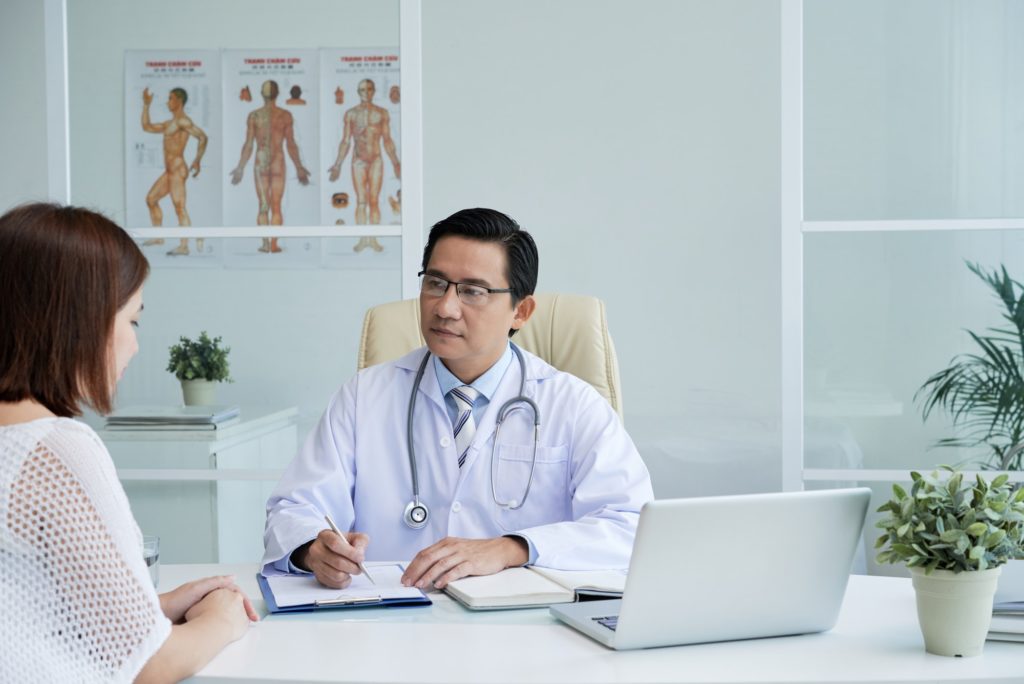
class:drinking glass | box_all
[142,535,160,587]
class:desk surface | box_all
[162,564,1022,684]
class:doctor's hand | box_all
[294,529,370,589]
[401,536,529,590]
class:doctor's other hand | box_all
[160,574,259,624]
[401,536,529,590]
[294,528,370,589]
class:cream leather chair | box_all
[358,292,624,420]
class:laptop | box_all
[550,487,871,650]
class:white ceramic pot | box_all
[180,379,217,406]
[910,566,1001,657]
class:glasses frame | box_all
[417,271,513,306]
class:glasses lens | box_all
[457,284,490,307]
[421,275,448,297]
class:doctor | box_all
[262,208,653,590]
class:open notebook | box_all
[445,566,626,610]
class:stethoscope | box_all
[403,344,541,529]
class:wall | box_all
[2,1,783,502]
[0,0,48,210]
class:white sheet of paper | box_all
[266,564,422,607]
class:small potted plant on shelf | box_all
[875,467,1024,657]
[166,331,232,406]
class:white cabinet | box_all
[99,406,297,564]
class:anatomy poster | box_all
[124,50,222,263]
[221,49,320,254]
[319,48,401,255]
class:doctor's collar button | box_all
[440,436,451,448]
[451,501,462,513]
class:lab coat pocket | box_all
[493,444,570,532]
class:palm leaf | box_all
[918,262,1024,470]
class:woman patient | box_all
[0,203,258,683]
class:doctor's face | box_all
[419,236,532,384]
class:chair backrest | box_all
[358,292,623,419]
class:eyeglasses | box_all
[418,271,512,308]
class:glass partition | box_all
[804,228,1024,472]
[804,0,1024,221]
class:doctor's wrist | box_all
[501,535,530,568]
[290,541,314,572]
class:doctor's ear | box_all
[511,295,536,332]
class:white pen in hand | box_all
[324,514,375,585]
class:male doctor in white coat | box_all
[262,208,653,590]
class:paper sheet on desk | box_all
[266,564,423,607]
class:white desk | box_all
[161,564,1023,683]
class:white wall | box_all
[2,0,783,499]
[422,0,783,495]
[0,0,48,210]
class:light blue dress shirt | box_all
[433,343,514,427]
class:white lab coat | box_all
[262,346,653,574]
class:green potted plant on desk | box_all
[167,331,232,406]
[875,467,1024,657]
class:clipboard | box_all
[258,563,432,613]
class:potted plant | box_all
[916,262,1024,470]
[166,331,232,406]
[875,467,1024,656]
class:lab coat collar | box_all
[393,345,558,418]
[395,347,445,412]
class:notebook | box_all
[550,487,871,650]
[445,566,626,610]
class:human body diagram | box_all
[327,79,400,253]
[229,80,311,253]
[141,87,208,256]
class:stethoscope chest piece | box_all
[403,499,429,529]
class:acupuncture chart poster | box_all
[221,49,320,268]
[124,50,222,266]
[319,47,402,270]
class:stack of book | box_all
[988,601,1024,643]
[104,405,241,431]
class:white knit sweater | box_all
[0,418,171,682]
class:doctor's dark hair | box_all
[0,202,149,417]
[421,208,539,306]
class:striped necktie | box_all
[450,385,480,468]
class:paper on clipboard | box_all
[265,564,423,608]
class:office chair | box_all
[358,292,623,420]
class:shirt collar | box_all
[433,342,513,402]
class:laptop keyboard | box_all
[593,615,619,631]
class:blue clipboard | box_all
[257,570,432,614]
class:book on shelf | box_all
[104,405,241,429]
[987,601,1024,642]
[444,566,626,610]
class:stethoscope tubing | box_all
[403,344,538,528]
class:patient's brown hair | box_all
[0,203,149,416]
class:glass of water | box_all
[142,535,160,587]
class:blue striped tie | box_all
[450,385,479,468]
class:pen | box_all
[324,514,375,585]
